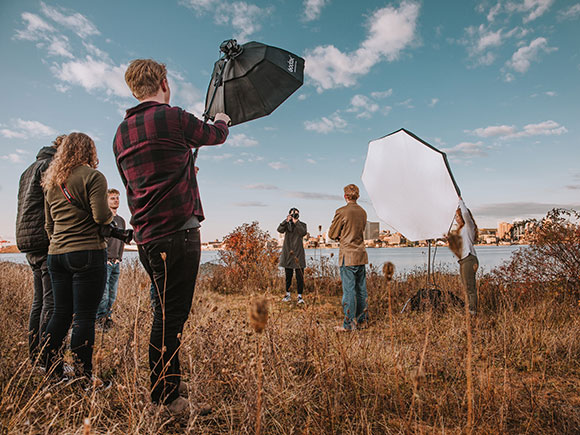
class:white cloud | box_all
[504,37,556,75]
[181,0,271,42]
[348,94,379,119]
[397,98,414,109]
[469,120,567,138]
[370,89,393,99]
[287,191,343,201]
[226,133,259,147]
[179,0,213,12]
[269,161,287,170]
[51,56,131,98]
[14,12,74,59]
[442,141,487,157]
[15,12,55,40]
[0,149,29,164]
[304,113,347,133]
[1,153,26,164]
[40,2,100,39]
[428,98,439,107]
[506,0,555,23]
[558,3,580,20]
[234,201,268,207]
[200,152,234,161]
[167,74,205,116]
[517,120,567,137]
[462,24,506,66]
[304,1,419,91]
[303,0,329,21]
[487,2,502,21]
[0,119,57,140]
[470,125,517,137]
[306,158,316,164]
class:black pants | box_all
[138,228,201,404]
[43,249,106,378]
[285,267,304,294]
[26,251,53,360]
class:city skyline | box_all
[1,0,579,243]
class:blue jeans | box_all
[340,265,368,330]
[26,251,54,360]
[43,249,106,378]
[97,262,120,319]
[138,228,201,404]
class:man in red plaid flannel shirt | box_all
[114,59,230,414]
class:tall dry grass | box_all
[1,251,579,433]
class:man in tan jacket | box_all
[328,184,369,331]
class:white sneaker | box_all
[282,294,291,302]
[297,296,305,305]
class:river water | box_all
[1,245,524,275]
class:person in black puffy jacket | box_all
[16,134,66,361]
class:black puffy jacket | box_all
[16,146,56,253]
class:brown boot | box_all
[166,397,189,416]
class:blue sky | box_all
[1,0,579,242]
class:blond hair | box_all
[42,132,98,190]
[344,184,360,201]
[125,59,167,100]
[108,188,120,196]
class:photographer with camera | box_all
[96,188,127,330]
[40,132,113,386]
[278,207,307,304]
[114,59,229,414]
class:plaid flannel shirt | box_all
[114,101,228,244]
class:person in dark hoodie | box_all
[16,134,66,361]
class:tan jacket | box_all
[328,201,368,266]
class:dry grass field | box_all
[1,252,579,434]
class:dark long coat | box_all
[277,220,307,268]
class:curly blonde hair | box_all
[42,132,98,190]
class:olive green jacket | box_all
[45,166,113,254]
[328,201,368,266]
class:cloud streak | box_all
[287,191,343,201]
[244,184,279,190]
[474,201,580,219]
[468,120,567,139]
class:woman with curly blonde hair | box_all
[41,132,113,386]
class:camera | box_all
[289,208,299,220]
[100,220,134,244]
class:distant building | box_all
[497,222,512,240]
[381,232,405,246]
[364,221,380,241]
[479,228,497,244]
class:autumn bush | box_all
[488,208,580,309]
[208,221,280,293]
